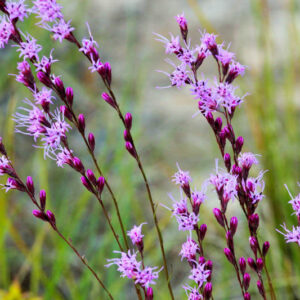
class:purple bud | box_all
[262,241,270,257]
[218,130,226,149]
[97,176,105,194]
[249,236,258,255]
[73,157,85,173]
[146,287,153,300]
[37,71,52,88]
[0,137,7,155]
[39,190,46,211]
[224,153,231,171]
[86,169,96,185]
[54,77,65,97]
[124,112,132,130]
[32,209,47,221]
[198,256,206,265]
[226,231,234,251]
[101,92,116,109]
[104,62,112,86]
[243,273,251,291]
[176,14,188,41]
[214,117,222,132]
[125,142,136,158]
[26,176,34,195]
[203,282,212,299]
[60,105,73,121]
[213,208,224,227]
[235,136,244,155]
[199,224,207,240]
[206,112,214,127]
[232,164,242,176]
[78,114,85,133]
[66,87,74,106]
[88,132,95,152]
[224,248,235,265]
[249,214,259,234]
[257,280,265,297]
[247,257,256,271]
[206,260,213,271]
[244,292,251,300]
[123,129,131,142]
[239,257,246,274]
[81,176,93,193]
[46,210,56,225]
[256,258,264,272]
[230,216,238,236]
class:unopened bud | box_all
[213,208,224,227]
[39,190,46,211]
[26,176,34,195]
[88,132,95,152]
[78,114,85,133]
[66,87,74,106]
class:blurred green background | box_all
[0,0,300,299]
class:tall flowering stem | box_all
[157,14,276,299]
[0,139,114,300]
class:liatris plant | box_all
[0,1,298,299]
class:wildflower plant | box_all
[0,1,298,299]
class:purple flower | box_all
[1,177,20,192]
[45,19,74,43]
[238,152,259,170]
[179,237,199,262]
[201,32,218,53]
[183,285,203,300]
[88,58,103,73]
[0,155,10,176]
[79,23,99,55]
[215,44,235,67]
[175,212,199,231]
[277,224,300,246]
[0,16,14,48]
[6,0,28,21]
[106,250,141,279]
[32,0,63,23]
[33,87,54,106]
[34,49,58,73]
[135,266,162,289]
[242,171,266,204]
[127,223,146,246]
[227,61,246,82]
[155,33,181,54]
[289,194,300,217]
[176,13,187,31]
[189,260,210,287]
[55,147,73,167]
[172,163,192,186]
[17,34,42,60]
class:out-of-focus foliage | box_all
[0,0,300,299]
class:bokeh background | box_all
[0,0,300,299]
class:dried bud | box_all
[32,209,47,221]
[88,132,95,152]
[262,241,270,257]
[235,136,244,155]
[101,92,116,109]
[26,176,34,195]
[37,71,52,88]
[97,176,105,194]
[60,105,73,121]
[247,257,256,271]
[203,282,212,300]
[213,208,224,227]
[66,86,74,106]
[86,169,96,185]
[54,77,65,97]
[224,248,235,265]
[78,114,85,133]
[256,258,264,272]
[73,157,85,173]
[125,142,136,158]
[257,280,265,297]
[239,257,246,274]
[81,176,93,193]
[124,112,132,130]
[248,214,259,234]
[199,224,207,240]
[39,190,46,211]
[244,292,251,300]
[224,153,231,171]
[46,210,56,225]
[230,216,238,236]
[243,273,251,291]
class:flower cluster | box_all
[277,186,300,246]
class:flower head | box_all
[0,155,10,176]
[238,152,259,170]
[189,260,210,287]
[33,87,54,106]
[33,0,63,24]
[172,163,192,186]
[135,266,162,289]
[155,33,181,54]
[179,237,199,262]
[0,16,14,48]
[176,13,187,31]
[55,147,73,167]
[277,224,300,246]
[183,285,203,300]
[48,19,74,43]
[17,34,42,60]
[243,171,266,205]
[34,49,58,73]
[79,22,99,56]
[127,223,146,246]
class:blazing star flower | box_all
[183,285,203,300]
[176,13,187,31]
[179,236,199,262]
[106,250,141,279]
[6,0,28,21]
[34,49,58,73]
[155,33,181,54]
[0,16,14,48]
[32,0,63,24]
[172,163,192,186]
[135,266,162,289]
[127,223,146,246]
[201,32,218,53]
[1,177,19,192]
[14,60,34,89]
[284,185,300,217]
[79,23,99,55]
[46,19,74,43]
[215,44,235,67]
[33,87,54,106]
[55,147,73,167]
[0,156,10,175]
[177,47,195,65]
[277,224,300,246]
[17,34,42,60]
[175,212,199,231]
[243,171,266,205]
[191,189,206,207]
[227,61,246,80]
[238,152,259,170]
[189,260,210,287]
[88,58,103,73]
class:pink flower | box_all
[127,223,146,246]
[34,49,58,73]
[6,0,28,21]
[55,147,73,167]
[215,44,235,67]
[172,163,192,186]
[135,266,162,289]
[176,13,187,31]
[33,87,54,106]
[45,19,74,43]
[175,212,199,231]
[0,16,14,48]
[189,260,210,287]
[277,224,300,246]
[238,152,259,170]
[242,171,266,204]
[289,194,300,217]
[179,237,199,262]
[183,285,203,300]
[201,32,218,53]
[33,0,63,24]
[155,33,181,54]
[0,156,10,176]
[79,23,99,55]
[17,34,42,60]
